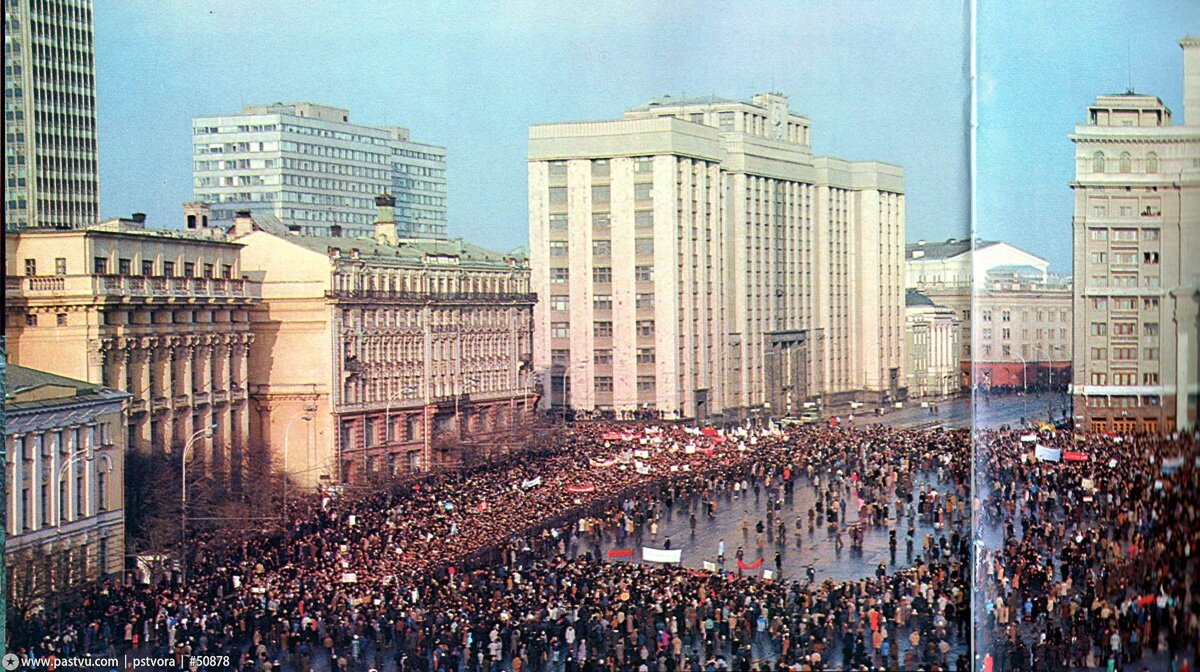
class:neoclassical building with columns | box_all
[5,217,260,488]
[232,198,536,486]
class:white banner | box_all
[642,547,682,563]
[1035,445,1062,462]
[702,561,718,572]
[762,569,775,581]
[521,476,542,489]
[340,572,358,584]
[634,449,651,459]
[1162,456,1185,474]
[1020,434,1037,443]
[635,461,651,475]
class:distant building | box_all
[192,103,448,239]
[232,197,535,486]
[3,0,100,229]
[5,365,129,598]
[907,238,1070,389]
[4,216,260,489]
[904,290,961,399]
[529,92,906,420]
[1070,37,1200,434]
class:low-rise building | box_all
[5,364,129,608]
[904,290,961,398]
[233,197,535,486]
[4,216,260,489]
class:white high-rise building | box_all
[192,103,447,239]
[3,0,100,229]
[529,93,905,420]
[1070,38,1200,434]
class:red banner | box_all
[737,558,764,570]
[566,484,596,494]
[1063,451,1090,462]
[607,548,634,559]
[701,428,720,437]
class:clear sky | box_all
[977,1,1199,273]
[94,1,969,253]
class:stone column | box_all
[132,348,152,453]
[30,433,42,532]
[10,435,23,535]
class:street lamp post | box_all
[180,423,216,585]
[282,413,313,516]
[1010,351,1028,424]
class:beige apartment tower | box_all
[529,93,905,420]
[1070,38,1200,433]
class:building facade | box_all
[529,93,906,420]
[972,270,1073,393]
[6,365,128,603]
[192,103,447,239]
[1070,38,1200,434]
[4,219,260,488]
[904,290,961,399]
[233,200,535,487]
[3,0,100,229]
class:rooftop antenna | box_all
[1126,38,1134,94]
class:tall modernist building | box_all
[529,93,906,420]
[1070,37,1200,434]
[192,103,447,239]
[3,0,100,229]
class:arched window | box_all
[1092,151,1105,173]
[1119,152,1131,173]
[1146,152,1158,173]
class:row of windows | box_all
[548,239,655,257]
[979,309,1070,323]
[1089,347,1159,361]
[979,327,1067,341]
[1088,373,1160,386]
[548,183,653,205]
[548,293,656,311]
[1088,227,1159,241]
[1090,297,1159,311]
[1090,150,1159,173]
[549,320,656,338]
[1090,251,1160,265]
[548,266,656,284]
[1088,322,1158,337]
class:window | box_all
[634,157,653,173]
[982,310,992,322]
[636,320,655,337]
[636,293,654,310]
[1119,152,1131,173]
[56,313,67,326]
[222,265,232,279]
[982,328,992,340]
[592,212,610,229]
[1092,151,1105,173]
[1113,322,1136,336]
[1113,372,1136,386]
[1089,228,1108,241]
[1091,252,1107,264]
[594,349,613,365]
[637,375,656,392]
[635,238,654,255]
[1001,345,1012,356]
[184,262,195,277]
[1143,373,1160,385]
[591,185,610,203]
[24,258,36,276]
[636,265,654,282]
[550,295,569,311]
[550,268,569,284]
[593,240,612,257]
[1144,347,1159,360]
[1001,328,1011,340]
[719,112,735,132]
[548,187,567,204]
[592,159,610,177]
[55,258,66,275]
[1143,228,1160,241]
[1143,322,1160,336]
[594,294,613,310]
[635,210,654,229]
[549,214,568,230]
[1144,298,1160,310]
[595,376,613,393]
[1113,228,1136,241]
[551,322,570,338]
[1091,322,1108,336]
[1113,347,1137,361]
[551,349,569,366]
[1143,251,1159,264]
[593,267,612,284]
[141,260,154,276]
[1146,152,1158,173]
[203,264,214,278]
[117,258,131,275]
[549,241,569,257]
[548,161,568,176]
[594,321,613,338]
[25,314,37,327]
[637,348,656,364]
[1091,347,1107,360]
[634,182,653,200]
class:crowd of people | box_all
[977,428,1200,671]
[11,422,972,671]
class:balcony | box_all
[5,274,260,303]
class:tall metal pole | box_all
[181,424,215,585]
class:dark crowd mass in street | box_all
[10,423,973,672]
[976,428,1200,672]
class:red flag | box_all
[701,428,719,437]
[737,558,764,570]
[1063,451,1089,462]
[607,548,634,559]
[566,484,596,494]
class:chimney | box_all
[183,201,211,230]
[131,212,147,224]
[231,210,257,238]
[1181,37,1200,127]
[373,193,398,246]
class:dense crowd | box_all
[977,429,1200,671]
[11,423,971,671]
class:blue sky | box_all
[94,1,969,253]
[977,1,1199,272]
